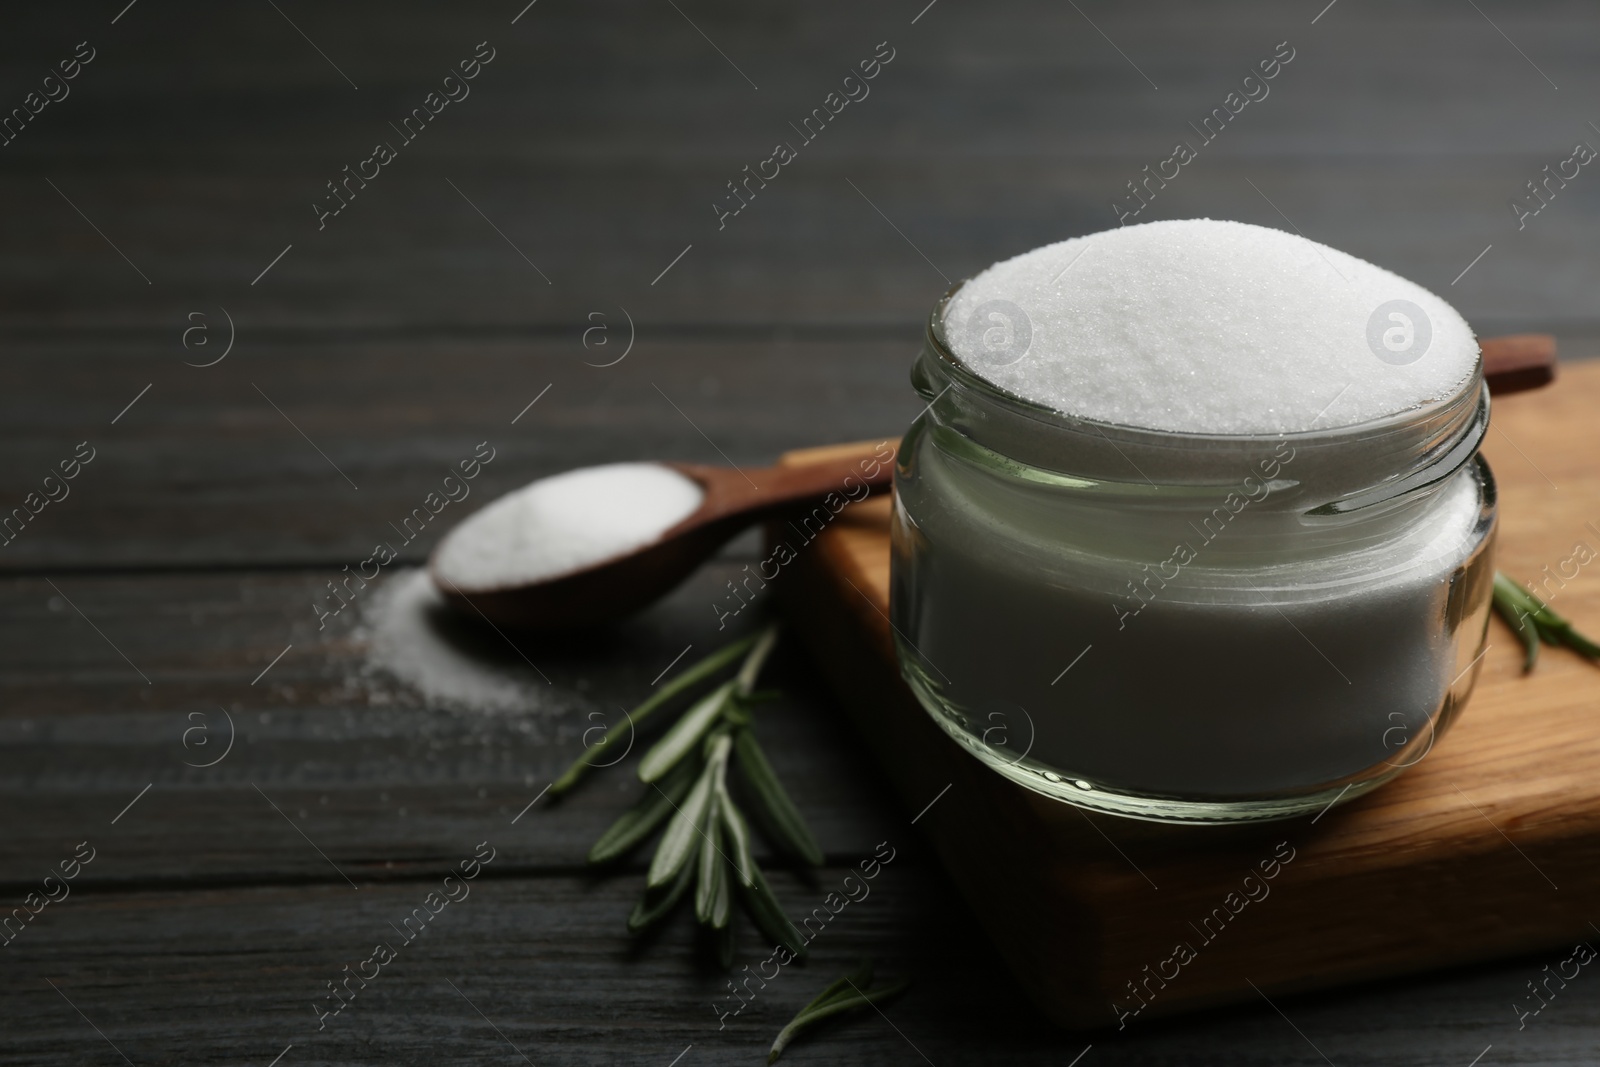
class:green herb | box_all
[646,735,723,888]
[586,755,697,865]
[556,624,822,964]
[1492,571,1600,673]
[767,959,912,1063]
[548,631,760,797]
[735,626,781,693]
[717,775,757,887]
[627,855,695,934]
[740,866,807,959]
[638,680,737,783]
[734,729,824,866]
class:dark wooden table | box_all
[3,1,1598,1063]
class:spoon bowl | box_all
[430,440,897,631]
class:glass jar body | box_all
[889,316,1497,824]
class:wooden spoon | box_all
[1481,333,1556,395]
[431,444,897,630]
[432,334,1554,632]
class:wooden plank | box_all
[775,360,1600,1027]
[0,337,922,569]
[4,868,1597,1066]
[6,160,1600,339]
[9,862,1600,1066]
[0,561,902,885]
[0,3,1596,332]
[0,867,956,1067]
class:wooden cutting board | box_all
[772,360,1600,1030]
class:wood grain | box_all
[776,361,1600,1028]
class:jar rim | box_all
[925,279,1486,447]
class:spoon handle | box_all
[670,441,897,526]
[1482,334,1555,396]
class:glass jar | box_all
[890,286,1497,824]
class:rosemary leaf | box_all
[1539,601,1600,659]
[639,680,737,783]
[709,728,757,887]
[695,806,726,925]
[711,843,733,929]
[697,751,738,928]
[736,624,782,695]
[647,756,717,888]
[587,756,699,865]
[549,631,759,797]
[702,722,734,760]
[627,852,695,934]
[738,866,808,960]
[1493,571,1600,671]
[718,783,758,887]
[1560,625,1600,659]
[722,699,753,729]
[799,958,873,1016]
[768,970,912,1063]
[1493,573,1542,672]
[734,729,825,867]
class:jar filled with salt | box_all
[890,219,1496,823]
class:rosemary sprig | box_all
[1492,571,1600,673]
[768,959,911,1063]
[557,624,819,966]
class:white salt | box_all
[433,463,704,589]
[943,219,1478,435]
[357,568,554,713]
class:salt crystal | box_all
[433,463,704,589]
[943,219,1478,435]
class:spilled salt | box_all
[432,463,704,589]
[356,568,553,713]
[943,218,1478,434]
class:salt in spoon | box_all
[429,442,895,631]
